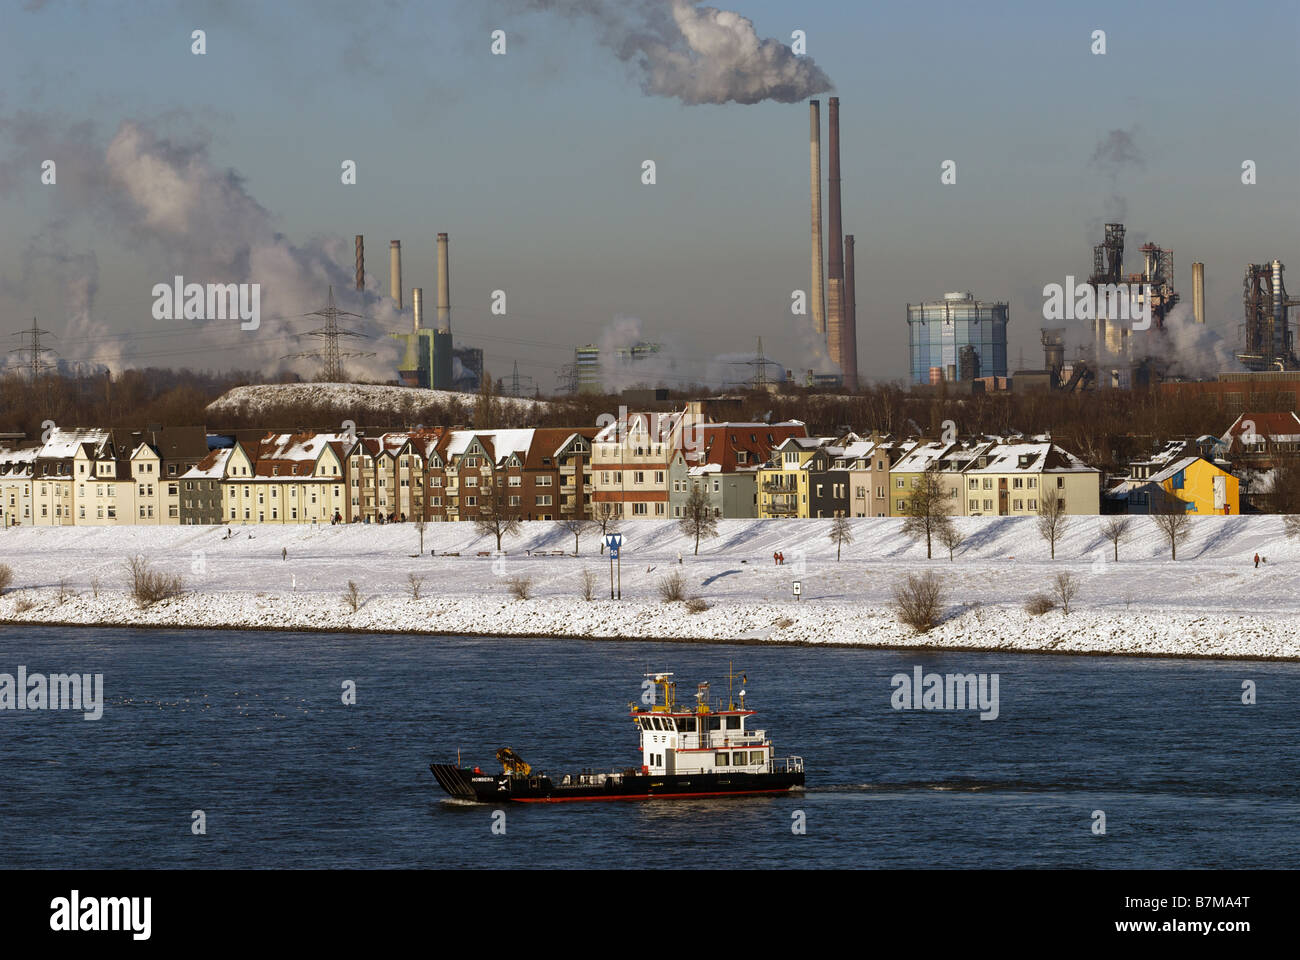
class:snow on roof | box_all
[38,428,110,460]
[258,431,350,463]
[892,441,952,473]
[1147,456,1203,484]
[444,428,535,465]
[181,448,232,479]
[593,409,688,444]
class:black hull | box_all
[430,763,804,803]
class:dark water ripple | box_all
[1,626,1297,869]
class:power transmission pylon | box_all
[727,337,782,391]
[508,360,534,398]
[281,286,375,382]
[9,317,57,382]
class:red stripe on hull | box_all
[512,787,800,803]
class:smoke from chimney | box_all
[503,0,832,105]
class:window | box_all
[535,495,551,506]
[634,471,645,484]
[508,476,521,486]
[983,499,993,511]
[1013,478,1023,489]
[654,471,664,484]
[982,478,993,490]
[750,751,765,764]
[896,478,905,488]
[632,503,647,516]
[715,753,729,767]
[1028,498,1037,510]
[1056,476,1065,488]
[725,716,741,730]
[466,496,477,506]
[537,476,552,487]
[509,495,521,506]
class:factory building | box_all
[573,341,663,395]
[907,292,1009,385]
[384,233,478,391]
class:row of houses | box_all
[1,403,1264,528]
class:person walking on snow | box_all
[1254,553,1260,568]
[282,547,287,561]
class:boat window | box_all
[654,717,666,730]
[679,717,696,732]
[750,751,765,764]
[708,717,721,731]
[715,753,729,767]
[640,718,653,730]
[726,716,741,730]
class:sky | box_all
[0,0,1297,390]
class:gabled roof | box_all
[1221,412,1300,446]
[687,421,807,473]
[37,428,111,460]
[180,447,233,480]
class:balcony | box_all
[762,479,796,493]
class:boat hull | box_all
[430,763,804,803]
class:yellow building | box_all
[1136,456,1239,515]
[221,432,349,525]
[757,437,827,518]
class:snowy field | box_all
[1,516,1298,660]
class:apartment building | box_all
[592,406,702,519]
[757,436,834,519]
[0,447,36,527]
[34,428,112,526]
[843,436,916,517]
[961,441,1101,516]
[674,421,808,519]
[179,448,231,525]
[222,432,348,524]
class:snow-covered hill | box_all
[205,382,550,418]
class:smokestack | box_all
[843,234,858,389]
[436,232,451,333]
[809,100,826,340]
[355,235,365,291]
[412,287,423,334]
[389,240,403,311]
[825,97,846,376]
[1192,261,1205,325]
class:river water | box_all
[2,626,1296,868]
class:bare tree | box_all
[343,580,362,612]
[474,500,523,552]
[580,568,598,601]
[891,570,945,633]
[936,521,966,561]
[406,573,425,599]
[0,564,12,595]
[413,518,427,555]
[594,505,620,554]
[508,575,532,599]
[900,463,954,560]
[1036,495,1068,560]
[556,517,594,556]
[828,516,853,560]
[1151,507,1192,560]
[1051,571,1080,614]
[1099,516,1132,561]
[1284,515,1300,540]
[678,485,718,556]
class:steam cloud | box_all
[507,0,832,104]
[0,113,401,379]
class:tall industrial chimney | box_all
[843,234,859,389]
[389,240,403,310]
[809,101,826,340]
[412,287,424,334]
[825,97,846,377]
[436,232,451,332]
[1192,261,1205,325]
[355,235,365,291]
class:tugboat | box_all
[430,670,804,803]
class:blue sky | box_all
[1,0,1297,387]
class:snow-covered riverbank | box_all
[1,516,1297,660]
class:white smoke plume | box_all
[505,0,832,104]
[1146,302,1244,378]
[0,113,402,380]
